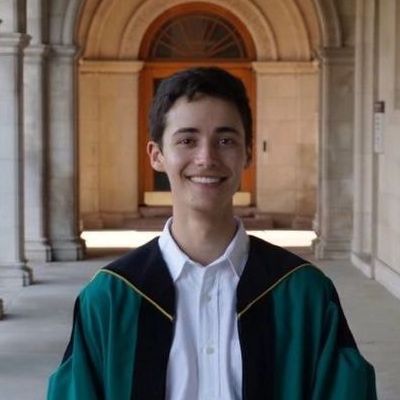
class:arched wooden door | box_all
[138,3,256,206]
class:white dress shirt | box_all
[158,218,249,400]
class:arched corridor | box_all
[1,0,400,397]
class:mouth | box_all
[187,176,226,184]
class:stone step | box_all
[138,206,260,218]
[120,207,312,231]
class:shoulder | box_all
[238,236,327,312]
[263,251,342,325]
[248,235,324,284]
[81,237,175,319]
[100,236,167,287]
[247,235,334,300]
[278,263,334,301]
[103,237,161,275]
[248,235,310,272]
[80,238,162,303]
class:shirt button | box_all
[204,294,212,302]
[206,346,214,355]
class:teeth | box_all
[190,176,222,184]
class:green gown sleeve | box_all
[47,295,103,400]
[271,266,377,400]
[47,272,142,400]
[311,281,377,400]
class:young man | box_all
[48,67,377,399]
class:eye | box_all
[177,137,195,146]
[219,137,235,146]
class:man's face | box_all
[147,95,248,215]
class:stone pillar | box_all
[313,47,355,259]
[23,44,52,261]
[23,0,52,261]
[0,32,33,286]
[48,45,85,261]
[351,0,376,276]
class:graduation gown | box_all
[47,236,377,400]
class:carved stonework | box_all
[119,0,275,59]
[61,0,342,60]
[75,0,275,60]
[312,0,342,47]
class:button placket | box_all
[199,267,219,399]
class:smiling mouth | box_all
[187,176,226,184]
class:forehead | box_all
[165,95,242,125]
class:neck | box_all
[170,208,237,266]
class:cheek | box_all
[228,150,247,169]
[162,152,187,175]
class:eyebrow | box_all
[173,127,198,135]
[215,126,241,135]
[173,126,241,135]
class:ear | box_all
[147,141,165,172]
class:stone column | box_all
[313,47,355,259]
[23,0,52,261]
[23,44,52,261]
[351,0,376,276]
[0,32,33,286]
[47,45,85,261]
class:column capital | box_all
[24,44,49,62]
[0,33,31,55]
[49,45,78,64]
[317,46,355,65]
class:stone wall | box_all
[254,62,318,228]
[374,0,400,298]
[79,61,142,228]
[352,0,400,300]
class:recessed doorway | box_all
[138,3,256,207]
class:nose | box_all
[194,141,218,168]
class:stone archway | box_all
[49,0,352,258]
[137,3,257,207]
[61,0,343,51]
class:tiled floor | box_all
[0,248,399,400]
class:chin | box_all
[189,197,233,214]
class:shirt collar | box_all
[158,218,190,282]
[158,217,249,282]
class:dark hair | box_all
[149,67,253,159]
